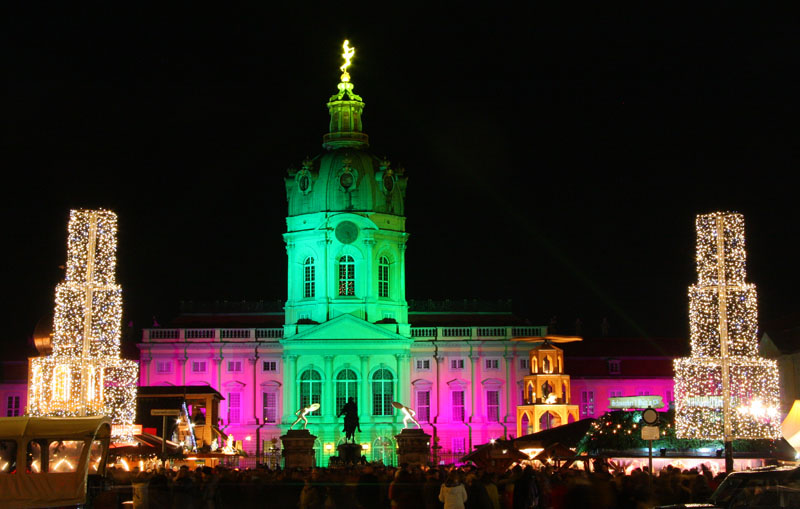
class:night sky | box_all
[4,6,798,359]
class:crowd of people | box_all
[102,460,727,509]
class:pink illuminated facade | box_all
[562,337,686,418]
[138,304,546,464]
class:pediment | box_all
[289,313,408,341]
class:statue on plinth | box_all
[289,403,320,430]
[337,397,361,442]
[392,401,421,429]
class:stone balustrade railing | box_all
[143,325,546,342]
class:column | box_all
[247,357,259,425]
[282,354,298,424]
[324,355,335,420]
[177,358,187,387]
[504,353,513,429]
[470,354,481,423]
[395,353,410,410]
[360,355,370,420]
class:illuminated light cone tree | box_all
[28,210,138,440]
[674,212,781,467]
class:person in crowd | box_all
[439,471,469,509]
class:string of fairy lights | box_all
[28,210,138,440]
[674,212,780,440]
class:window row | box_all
[155,359,281,374]
[298,368,395,416]
[414,358,504,371]
[301,256,392,298]
[224,391,280,425]
[221,386,506,425]
[414,389,501,423]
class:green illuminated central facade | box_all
[280,70,412,461]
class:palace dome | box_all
[285,70,406,217]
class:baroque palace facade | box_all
[137,55,547,465]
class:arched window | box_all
[303,257,315,298]
[338,255,355,296]
[336,369,358,412]
[371,369,394,416]
[299,369,322,416]
[378,256,389,298]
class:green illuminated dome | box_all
[285,74,407,217]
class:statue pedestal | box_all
[395,428,431,466]
[337,442,363,464]
[280,429,317,469]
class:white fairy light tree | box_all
[28,210,138,440]
[674,212,780,467]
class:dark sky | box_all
[4,5,798,359]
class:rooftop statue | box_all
[290,403,320,430]
[393,401,421,429]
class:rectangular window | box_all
[227,360,242,373]
[450,359,464,370]
[581,391,594,417]
[452,437,466,454]
[262,360,277,372]
[520,358,529,370]
[263,393,277,423]
[228,392,241,424]
[6,396,20,417]
[191,361,206,373]
[304,260,315,298]
[416,391,430,422]
[156,360,172,374]
[486,390,500,422]
[608,360,621,375]
[338,257,355,296]
[637,390,651,396]
[609,390,623,398]
[452,391,465,422]
[484,359,500,370]
[378,259,389,298]
[416,359,430,370]
[666,390,674,404]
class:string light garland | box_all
[28,210,138,441]
[674,212,780,440]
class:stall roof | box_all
[0,416,111,439]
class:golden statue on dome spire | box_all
[330,39,362,102]
[340,40,355,82]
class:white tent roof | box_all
[0,416,111,440]
[782,400,800,452]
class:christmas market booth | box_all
[577,409,797,474]
[460,439,529,472]
[0,416,111,509]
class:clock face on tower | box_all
[335,221,359,244]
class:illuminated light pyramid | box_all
[28,210,138,439]
[674,212,780,440]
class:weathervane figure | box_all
[290,403,320,430]
[337,397,361,442]
[340,39,355,82]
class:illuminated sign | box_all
[685,396,723,408]
[111,424,142,438]
[608,396,664,409]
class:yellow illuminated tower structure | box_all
[674,212,780,448]
[28,210,138,438]
[516,338,580,436]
